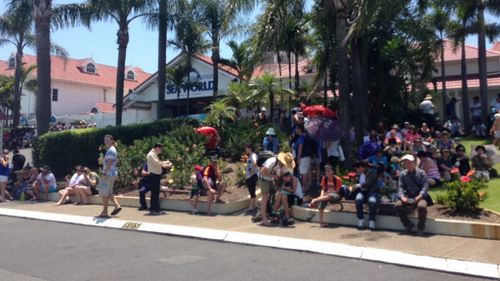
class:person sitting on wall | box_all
[55,166,86,206]
[74,167,100,205]
[33,166,58,202]
[202,156,227,216]
[308,164,344,227]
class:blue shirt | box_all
[263,136,280,154]
[368,155,388,168]
[293,135,305,158]
[104,146,118,177]
[0,161,9,176]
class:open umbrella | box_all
[302,105,337,119]
[305,116,342,142]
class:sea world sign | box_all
[166,80,214,97]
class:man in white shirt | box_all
[33,165,58,201]
[55,166,85,206]
[147,143,172,216]
[420,95,435,128]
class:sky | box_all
[0,1,497,74]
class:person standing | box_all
[244,144,258,212]
[420,95,435,129]
[147,143,172,216]
[0,150,10,202]
[395,154,429,235]
[97,135,122,218]
[10,149,25,182]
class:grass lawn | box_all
[427,138,500,213]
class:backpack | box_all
[257,151,276,167]
[302,134,317,157]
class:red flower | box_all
[460,176,471,183]
[348,172,357,178]
[466,169,476,177]
[450,167,459,174]
[342,175,350,180]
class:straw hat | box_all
[424,94,433,100]
[277,152,295,170]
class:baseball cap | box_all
[401,154,415,162]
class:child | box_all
[189,165,204,214]
[491,113,500,148]
[308,165,343,227]
[273,170,301,221]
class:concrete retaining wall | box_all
[292,206,500,240]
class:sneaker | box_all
[357,219,364,229]
[368,220,376,230]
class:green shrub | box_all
[32,118,200,177]
[440,176,487,214]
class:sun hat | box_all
[390,156,400,163]
[261,107,266,111]
[277,152,295,170]
[401,154,415,162]
[265,128,276,136]
[495,113,500,119]
[424,94,433,100]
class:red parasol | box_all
[302,105,337,119]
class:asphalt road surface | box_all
[0,216,490,281]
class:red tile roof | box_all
[0,54,151,91]
[427,74,500,90]
[438,40,500,62]
[492,42,500,52]
[95,102,115,113]
[252,59,315,78]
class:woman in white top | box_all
[244,144,258,212]
[55,166,85,206]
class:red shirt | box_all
[196,127,218,150]
[320,175,342,193]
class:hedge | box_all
[32,118,200,177]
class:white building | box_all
[0,53,150,125]
[123,54,239,123]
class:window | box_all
[86,63,96,74]
[52,89,59,102]
[8,57,15,69]
[126,70,135,81]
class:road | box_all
[0,216,490,281]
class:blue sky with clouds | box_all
[0,1,497,74]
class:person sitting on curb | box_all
[355,162,385,230]
[258,152,295,226]
[471,145,492,181]
[273,170,301,222]
[202,156,227,216]
[308,164,344,227]
[395,154,429,235]
[74,167,99,205]
[56,166,86,206]
[33,166,57,202]
[189,165,204,214]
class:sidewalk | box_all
[1,201,499,278]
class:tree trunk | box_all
[359,37,369,131]
[186,55,191,116]
[13,44,24,127]
[157,0,168,120]
[212,34,220,97]
[477,3,488,124]
[115,25,129,126]
[294,52,300,91]
[460,34,470,133]
[333,0,351,167]
[34,0,52,136]
[351,37,368,145]
[440,40,447,122]
[287,51,292,90]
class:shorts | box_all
[190,188,200,199]
[258,178,274,195]
[98,175,116,196]
[319,192,341,209]
[40,184,57,193]
[299,157,311,174]
[0,175,8,183]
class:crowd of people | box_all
[2,128,35,149]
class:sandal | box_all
[110,207,122,216]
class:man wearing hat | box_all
[257,107,268,124]
[471,145,492,181]
[147,143,172,216]
[420,95,435,129]
[258,152,295,226]
[262,128,280,154]
[395,154,429,235]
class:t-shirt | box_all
[0,160,9,176]
[37,172,56,188]
[292,135,305,158]
[321,175,342,193]
[293,177,303,198]
[196,127,218,150]
[420,100,434,114]
[203,165,219,185]
[470,102,482,117]
[260,157,281,181]
[68,173,85,187]
[104,146,118,177]
[246,153,258,179]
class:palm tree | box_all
[170,0,209,116]
[248,73,295,116]
[223,82,251,108]
[204,99,237,129]
[165,60,194,116]
[330,0,351,166]
[157,0,168,120]
[54,0,155,126]
[0,2,33,127]
[33,0,53,135]
[220,40,259,82]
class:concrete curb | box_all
[0,207,498,279]
[292,206,500,240]
[48,193,250,215]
